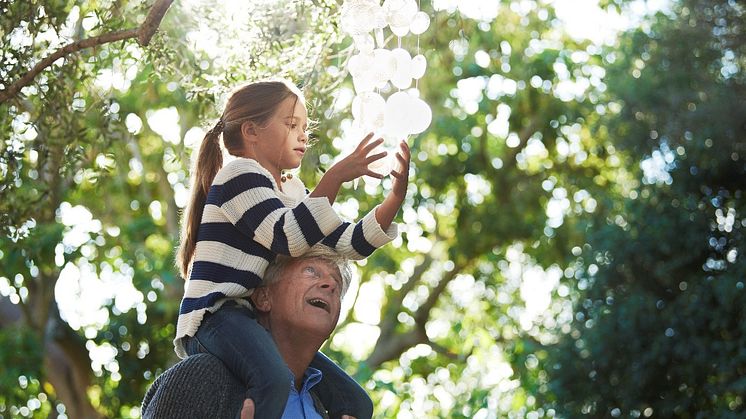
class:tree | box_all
[7,0,741,417]
[1,0,342,417]
[513,1,746,417]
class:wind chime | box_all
[340,0,432,177]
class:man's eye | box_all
[303,266,317,275]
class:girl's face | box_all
[251,96,309,175]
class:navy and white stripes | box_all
[174,158,397,358]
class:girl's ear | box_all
[240,121,258,141]
[251,287,271,312]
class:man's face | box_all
[266,258,343,339]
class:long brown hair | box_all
[176,79,305,279]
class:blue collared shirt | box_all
[282,367,323,419]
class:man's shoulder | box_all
[141,353,330,419]
[141,353,244,419]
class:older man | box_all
[141,246,366,418]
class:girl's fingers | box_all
[365,151,388,163]
[361,137,385,154]
[365,171,385,179]
[400,141,411,158]
[356,132,376,150]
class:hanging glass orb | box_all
[372,48,396,85]
[353,33,375,54]
[410,54,427,79]
[348,53,374,78]
[353,72,377,94]
[409,96,432,134]
[390,48,413,89]
[410,11,430,35]
[390,24,409,37]
[367,142,394,177]
[383,91,412,138]
[341,0,386,35]
[383,0,418,29]
[353,91,386,131]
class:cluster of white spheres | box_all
[341,0,432,139]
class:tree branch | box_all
[413,265,463,325]
[0,0,174,104]
[377,253,434,339]
[366,326,427,370]
[366,260,472,370]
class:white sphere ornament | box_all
[390,25,409,37]
[353,91,386,131]
[390,48,413,89]
[372,48,396,84]
[410,54,427,79]
[383,91,412,138]
[353,72,377,94]
[383,0,418,28]
[410,11,430,35]
[391,71,412,89]
[409,96,432,134]
[341,0,385,35]
[367,144,394,178]
[348,53,374,78]
[353,34,375,54]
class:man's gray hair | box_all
[263,245,353,296]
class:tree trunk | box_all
[1,298,102,418]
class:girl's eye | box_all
[288,123,298,129]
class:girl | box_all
[174,79,410,419]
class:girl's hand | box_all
[311,133,387,205]
[389,140,411,202]
[328,132,387,182]
[374,140,411,230]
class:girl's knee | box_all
[265,372,291,392]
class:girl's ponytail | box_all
[176,119,224,279]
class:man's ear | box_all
[240,121,258,141]
[251,287,271,313]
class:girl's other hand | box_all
[328,132,387,183]
[389,140,411,201]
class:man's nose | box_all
[318,276,338,292]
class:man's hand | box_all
[240,398,358,419]
[240,399,255,419]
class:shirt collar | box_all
[290,367,323,394]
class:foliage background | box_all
[1,0,744,418]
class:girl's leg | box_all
[310,351,373,419]
[191,304,290,419]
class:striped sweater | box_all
[174,157,397,358]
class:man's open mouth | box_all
[307,298,329,313]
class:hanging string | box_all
[415,0,422,90]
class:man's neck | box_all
[272,329,325,390]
